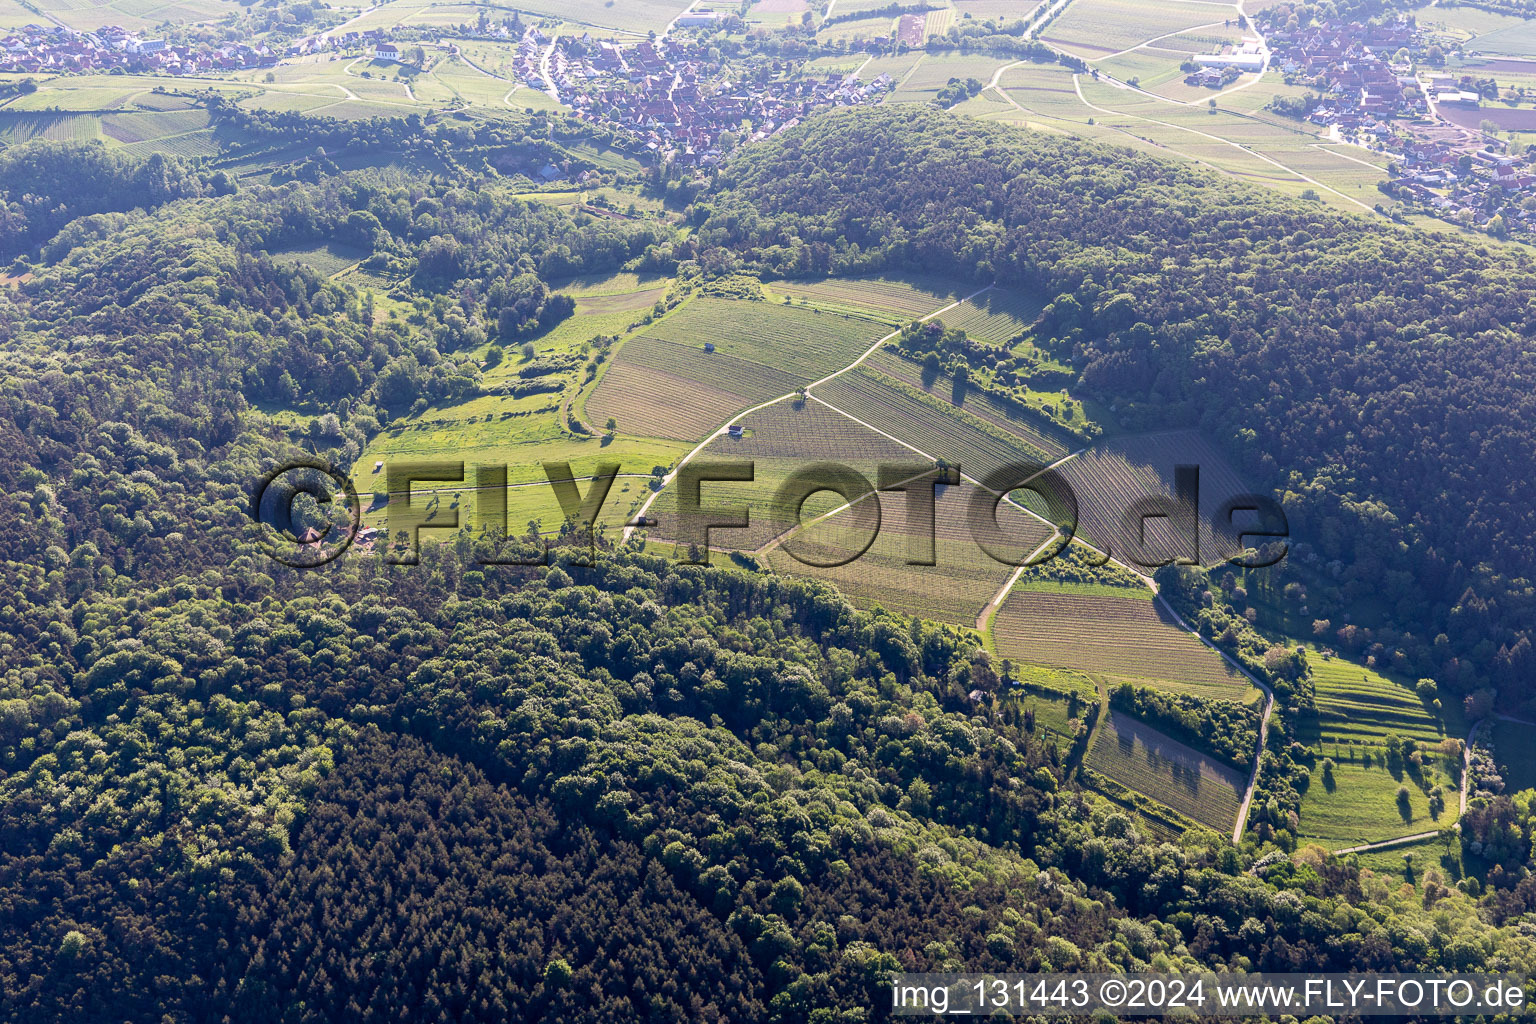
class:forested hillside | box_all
[696,105,1536,707]
[4,108,1536,1021]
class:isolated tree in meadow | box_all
[1396,785,1413,821]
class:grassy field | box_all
[1298,762,1457,847]
[642,398,921,554]
[767,275,969,321]
[1295,648,1466,847]
[1007,664,1101,741]
[887,53,1015,103]
[1086,709,1247,833]
[586,297,886,442]
[746,0,810,27]
[266,241,369,276]
[818,12,895,44]
[992,584,1256,700]
[1040,0,1237,59]
[1352,834,1462,888]
[763,476,1053,626]
[355,412,688,537]
[350,271,690,540]
[861,349,1075,457]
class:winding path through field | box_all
[1146,578,1275,843]
[1326,714,1481,854]
[622,279,1281,845]
[1068,74,1376,215]
[621,285,994,540]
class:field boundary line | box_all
[974,526,1070,633]
[1099,20,1231,61]
[1072,73,1377,215]
[622,285,990,541]
[1148,581,1274,843]
[749,394,1077,564]
[1324,714,1483,854]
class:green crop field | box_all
[954,0,1040,19]
[1302,652,1464,749]
[768,275,968,320]
[1056,429,1255,567]
[643,398,921,554]
[98,108,211,144]
[1041,0,1237,58]
[816,366,1062,477]
[1293,648,1466,847]
[1087,709,1246,832]
[764,476,1054,626]
[985,63,1387,216]
[861,349,1072,459]
[587,297,885,442]
[935,286,1047,343]
[992,585,1255,700]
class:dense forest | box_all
[696,104,1536,712]
[4,102,1536,1020]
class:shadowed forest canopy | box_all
[695,105,1536,699]
[4,110,1536,1021]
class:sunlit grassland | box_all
[1041,0,1238,59]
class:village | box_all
[1260,12,1536,234]
[0,23,275,74]
[1,12,891,170]
[532,30,893,167]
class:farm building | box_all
[727,423,743,438]
[1195,51,1264,72]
